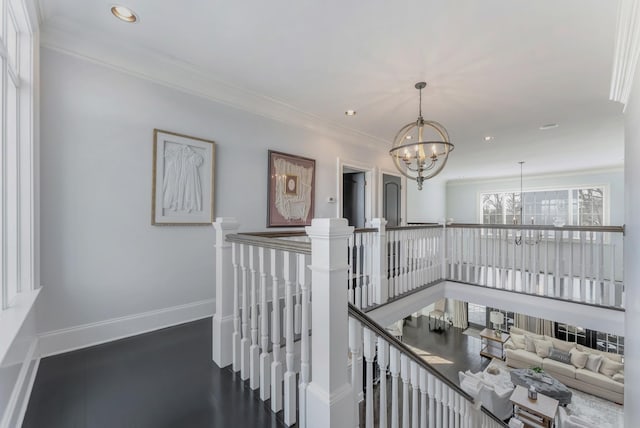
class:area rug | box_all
[462,327,481,340]
[484,359,624,428]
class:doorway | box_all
[343,171,366,228]
[382,174,402,227]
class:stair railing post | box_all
[371,218,389,305]
[305,218,355,428]
[212,217,240,367]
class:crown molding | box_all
[446,165,625,186]
[610,0,640,111]
[40,19,389,151]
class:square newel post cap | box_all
[305,218,354,239]
[371,218,387,228]
[213,217,240,231]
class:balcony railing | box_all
[211,218,625,428]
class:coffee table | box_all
[510,385,559,428]
[510,368,572,405]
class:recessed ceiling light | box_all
[405,135,412,140]
[539,123,559,130]
[345,110,356,116]
[484,136,494,142]
[111,5,138,23]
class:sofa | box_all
[556,407,598,428]
[459,370,514,420]
[504,327,624,404]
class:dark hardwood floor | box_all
[23,318,286,428]
[401,315,491,386]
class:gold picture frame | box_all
[152,129,215,225]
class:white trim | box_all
[336,157,375,226]
[15,357,38,428]
[0,287,39,364]
[610,0,640,109]
[0,338,38,428]
[37,299,215,358]
[40,22,386,151]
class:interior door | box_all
[383,174,402,227]
[343,172,365,227]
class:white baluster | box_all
[232,242,241,372]
[349,318,364,427]
[249,246,260,389]
[283,251,297,426]
[401,354,410,428]
[240,244,250,380]
[299,253,310,428]
[378,337,389,428]
[390,347,400,428]
[580,231,586,302]
[434,380,442,428]
[355,233,362,309]
[348,234,355,305]
[364,328,376,428]
[427,373,435,428]
[259,247,271,401]
[419,369,427,428]
[447,387,455,428]
[411,362,419,428]
[441,384,449,428]
[270,249,283,413]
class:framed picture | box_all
[268,150,315,227]
[152,129,215,225]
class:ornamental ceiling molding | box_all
[610,0,640,110]
[40,19,388,151]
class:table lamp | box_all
[489,311,505,336]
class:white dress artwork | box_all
[163,144,204,213]
[274,158,312,220]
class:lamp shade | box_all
[489,311,504,326]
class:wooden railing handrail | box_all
[226,233,311,255]
[449,223,625,234]
[347,303,509,426]
[387,224,443,231]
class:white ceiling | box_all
[38,0,625,180]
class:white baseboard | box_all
[37,299,215,358]
[1,339,39,428]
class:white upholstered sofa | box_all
[504,327,624,404]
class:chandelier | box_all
[514,161,540,246]
[389,82,454,190]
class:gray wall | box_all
[446,169,624,225]
[39,47,393,334]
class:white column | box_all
[212,217,240,367]
[371,218,389,305]
[305,218,355,428]
[623,33,640,426]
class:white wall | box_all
[38,48,394,337]
[446,169,624,225]
[407,176,446,223]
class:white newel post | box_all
[212,217,240,367]
[371,218,389,305]
[306,218,355,428]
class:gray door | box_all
[343,172,366,228]
[383,174,401,227]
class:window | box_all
[480,186,606,226]
[0,0,35,310]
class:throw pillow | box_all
[599,357,624,377]
[576,344,623,363]
[569,349,589,369]
[612,373,624,383]
[585,354,603,373]
[548,348,571,365]
[534,339,553,358]
[548,337,576,353]
[511,334,525,350]
[524,335,536,353]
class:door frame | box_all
[378,168,407,226]
[336,158,375,226]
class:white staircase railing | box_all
[348,303,508,428]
